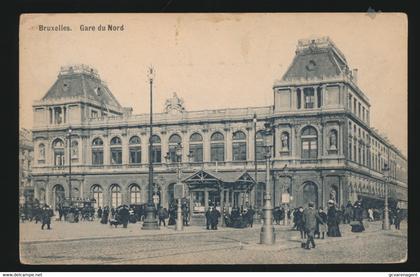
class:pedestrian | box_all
[327,200,341,237]
[210,207,221,230]
[368,208,374,222]
[316,207,327,239]
[295,207,306,239]
[97,206,103,220]
[302,202,323,250]
[182,204,189,226]
[344,201,353,224]
[168,204,176,225]
[101,206,109,224]
[158,207,167,227]
[205,207,212,230]
[41,204,53,230]
[111,207,116,219]
[394,208,402,230]
[351,200,365,233]
[245,206,255,228]
[118,205,130,228]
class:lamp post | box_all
[142,66,159,230]
[280,164,289,226]
[67,127,72,205]
[382,163,390,230]
[260,122,275,245]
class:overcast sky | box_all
[20,13,407,156]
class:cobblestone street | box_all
[20,219,407,264]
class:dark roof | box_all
[282,39,349,81]
[42,70,122,109]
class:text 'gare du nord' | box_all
[27,37,407,225]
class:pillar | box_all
[122,135,129,165]
[203,131,210,163]
[189,191,193,220]
[204,188,209,210]
[225,128,232,162]
[313,86,318,108]
[103,135,109,165]
[220,188,225,226]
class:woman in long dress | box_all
[327,200,341,237]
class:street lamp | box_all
[142,66,159,230]
[67,127,73,205]
[165,142,186,231]
[260,122,275,245]
[382,163,390,230]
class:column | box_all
[103,135,109,165]
[225,128,232,162]
[45,184,51,206]
[220,188,225,226]
[203,131,210,163]
[52,107,55,124]
[182,131,189,163]
[248,127,255,161]
[141,133,148,164]
[189,191,193,220]
[313,86,318,108]
[161,132,168,163]
[204,188,209,210]
[122,135,129,165]
[291,88,296,109]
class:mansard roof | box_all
[282,37,349,81]
[41,65,122,109]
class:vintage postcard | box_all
[19,13,407,264]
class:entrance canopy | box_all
[182,170,255,192]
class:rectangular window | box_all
[151,146,162,163]
[297,90,301,109]
[129,146,141,164]
[353,99,357,114]
[349,142,352,160]
[348,95,352,110]
[358,103,361,118]
[233,142,247,161]
[256,141,265,160]
[317,88,322,108]
[111,148,122,164]
[91,110,98,118]
[362,107,365,121]
[92,149,103,165]
[302,139,317,159]
[189,144,203,162]
[304,88,315,109]
[211,143,225,162]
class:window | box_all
[53,139,65,166]
[92,138,103,165]
[210,132,225,162]
[71,141,78,160]
[353,99,357,114]
[91,185,103,209]
[54,107,63,124]
[110,184,121,208]
[232,131,247,161]
[151,135,161,163]
[168,134,182,162]
[130,184,141,204]
[129,136,141,164]
[358,103,361,118]
[91,110,98,118]
[189,133,203,162]
[38,143,45,162]
[255,131,265,160]
[348,95,352,110]
[301,126,317,159]
[349,141,352,160]
[110,137,122,165]
[362,107,365,121]
[303,87,315,109]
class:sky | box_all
[20,13,407,156]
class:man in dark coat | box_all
[97,206,103,220]
[394,208,402,230]
[245,206,255,228]
[295,207,306,239]
[158,207,167,227]
[41,204,53,230]
[101,206,109,224]
[205,207,212,230]
[182,204,189,226]
[327,200,341,237]
[351,200,365,232]
[210,207,221,230]
[302,202,323,250]
[118,205,130,228]
[344,201,353,224]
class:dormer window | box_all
[306,60,316,71]
[63,82,69,91]
[95,87,101,96]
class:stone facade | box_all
[30,38,407,212]
[19,128,34,205]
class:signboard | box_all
[281,193,290,203]
[174,183,184,199]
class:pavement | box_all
[19,218,407,264]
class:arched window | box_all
[232,131,247,161]
[329,129,338,151]
[129,136,141,164]
[168,134,182,162]
[92,138,103,165]
[129,184,141,204]
[53,138,65,166]
[210,132,225,162]
[280,132,290,151]
[255,131,265,160]
[151,135,161,163]
[110,137,122,165]
[189,133,203,162]
[110,184,121,208]
[71,140,79,160]
[38,143,45,162]
[301,126,318,159]
[91,185,103,209]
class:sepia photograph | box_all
[19,13,408,265]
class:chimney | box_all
[352,68,358,84]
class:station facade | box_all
[30,37,407,215]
